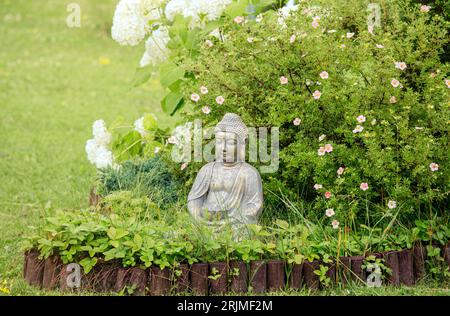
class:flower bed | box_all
[23,242,450,295]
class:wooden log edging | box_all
[23,242,450,295]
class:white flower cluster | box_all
[140,26,170,67]
[133,114,157,136]
[165,0,232,24]
[134,117,148,137]
[111,0,163,46]
[112,0,233,67]
[277,0,298,27]
[85,120,116,169]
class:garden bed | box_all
[23,242,450,295]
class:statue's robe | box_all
[187,162,263,227]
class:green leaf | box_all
[112,131,143,161]
[79,257,98,274]
[224,0,250,17]
[107,227,116,240]
[134,234,143,249]
[161,92,184,115]
[159,62,185,88]
[143,113,158,131]
[133,65,154,87]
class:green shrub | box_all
[178,0,449,228]
[23,206,449,277]
[97,156,181,207]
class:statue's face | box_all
[215,131,238,163]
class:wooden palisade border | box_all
[23,242,450,295]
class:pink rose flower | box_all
[234,16,244,24]
[429,162,439,171]
[353,125,364,134]
[293,118,301,126]
[360,182,369,191]
[191,93,200,102]
[200,86,208,94]
[311,16,320,28]
[280,76,288,85]
[325,208,335,217]
[290,34,296,43]
[395,62,407,71]
[320,71,329,79]
[337,167,344,175]
[318,146,326,156]
[390,96,397,104]
[313,90,322,100]
[324,144,333,153]
[357,115,366,123]
[332,220,340,229]
[391,79,400,88]
[325,191,332,199]
[388,200,397,209]
[180,162,188,170]
[202,106,211,114]
[420,5,430,13]
[215,96,225,105]
[314,184,323,190]
[445,79,450,88]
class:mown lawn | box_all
[0,0,447,296]
[0,0,170,295]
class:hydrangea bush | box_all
[178,0,449,228]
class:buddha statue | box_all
[187,113,264,236]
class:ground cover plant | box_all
[1,0,449,296]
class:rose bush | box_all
[177,0,449,228]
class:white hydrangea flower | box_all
[93,146,115,169]
[165,0,187,21]
[111,0,163,46]
[165,0,231,26]
[278,0,298,28]
[140,26,170,67]
[85,139,115,169]
[92,120,112,146]
[85,139,100,165]
[134,117,148,137]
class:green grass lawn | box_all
[0,0,172,295]
[0,0,447,296]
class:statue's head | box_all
[214,113,248,163]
